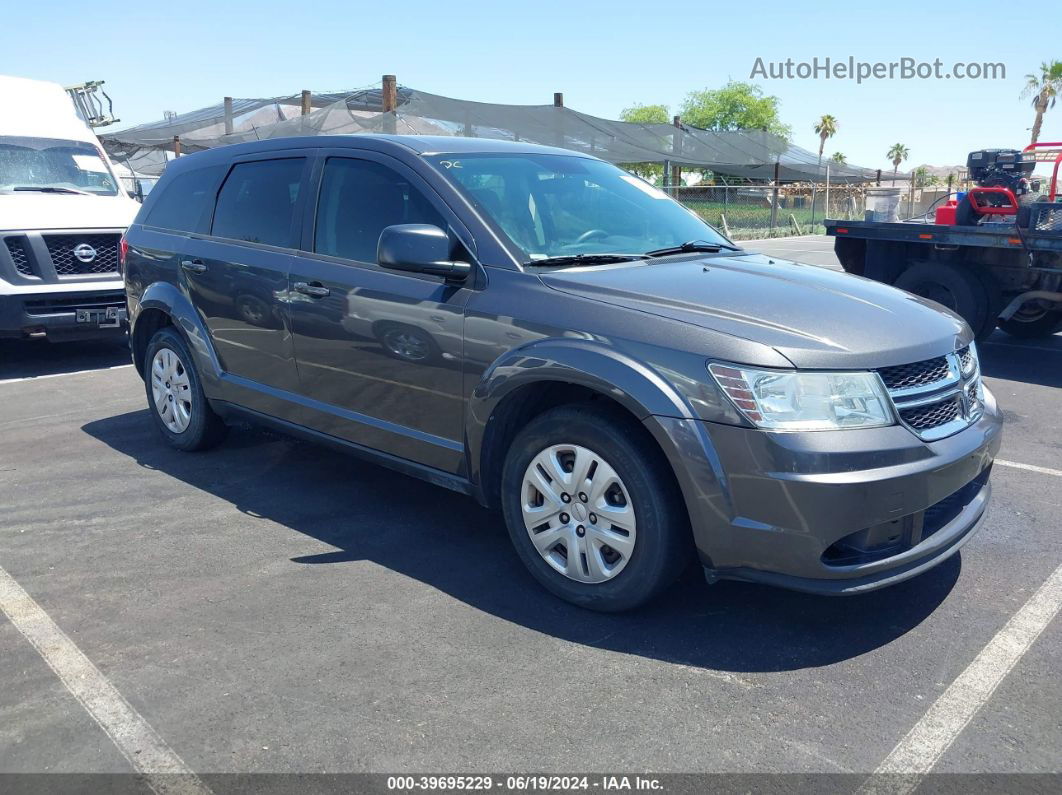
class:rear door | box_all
[181,153,311,419]
[287,151,474,474]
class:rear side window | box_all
[314,158,446,263]
[211,158,304,247]
[143,166,222,233]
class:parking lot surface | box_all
[1,265,1060,784]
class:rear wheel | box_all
[144,327,227,451]
[894,261,989,339]
[997,307,1062,339]
[500,404,691,612]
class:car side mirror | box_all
[378,224,471,283]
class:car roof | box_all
[168,134,597,171]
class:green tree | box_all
[912,167,939,188]
[831,152,847,164]
[679,82,791,140]
[619,103,670,124]
[814,114,838,169]
[1021,60,1062,145]
[887,143,910,185]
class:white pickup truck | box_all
[1,75,140,341]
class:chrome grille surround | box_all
[880,345,983,441]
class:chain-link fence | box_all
[665,184,870,240]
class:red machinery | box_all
[949,143,1062,226]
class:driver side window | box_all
[315,158,446,264]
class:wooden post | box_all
[382,74,397,134]
[770,160,781,234]
[173,136,181,157]
[552,92,564,147]
[671,115,682,189]
[301,90,312,116]
[223,96,233,135]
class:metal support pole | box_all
[662,160,671,191]
[553,92,564,107]
[173,136,181,157]
[770,161,780,234]
[223,97,233,135]
[824,163,831,222]
[553,92,564,147]
[671,116,682,189]
[301,90,312,116]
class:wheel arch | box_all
[468,339,697,509]
[131,281,221,388]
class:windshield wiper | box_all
[524,253,647,267]
[644,240,742,257]
[11,186,93,196]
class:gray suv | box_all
[122,136,1002,611]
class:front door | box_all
[288,153,473,474]
[182,155,309,419]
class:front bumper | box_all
[0,289,127,340]
[645,387,1002,595]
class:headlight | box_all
[708,362,894,431]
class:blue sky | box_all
[3,0,1057,172]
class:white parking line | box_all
[0,364,134,385]
[858,563,1062,795]
[995,459,1062,478]
[0,565,210,795]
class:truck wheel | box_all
[144,327,228,451]
[500,404,691,612]
[894,262,988,337]
[970,267,1004,342]
[997,309,1062,339]
[835,237,866,275]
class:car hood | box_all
[0,192,140,232]
[539,253,971,369]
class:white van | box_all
[1,75,140,341]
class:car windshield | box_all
[0,136,120,196]
[426,153,732,263]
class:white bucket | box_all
[865,187,903,222]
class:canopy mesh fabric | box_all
[101,86,880,182]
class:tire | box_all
[894,261,988,337]
[500,403,691,612]
[969,266,1004,342]
[997,309,1062,339]
[143,326,227,451]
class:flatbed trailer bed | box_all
[825,217,1062,340]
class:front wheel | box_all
[894,262,990,340]
[500,404,691,612]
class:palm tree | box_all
[831,152,847,164]
[814,115,839,168]
[887,143,909,185]
[1022,60,1062,146]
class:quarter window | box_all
[143,166,223,233]
[211,158,305,247]
[314,158,446,263]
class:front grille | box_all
[5,237,33,276]
[878,355,950,390]
[44,233,120,275]
[900,396,961,430]
[959,346,974,374]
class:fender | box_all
[132,281,223,392]
[466,337,699,493]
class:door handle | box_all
[180,258,207,273]
[293,281,330,298]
